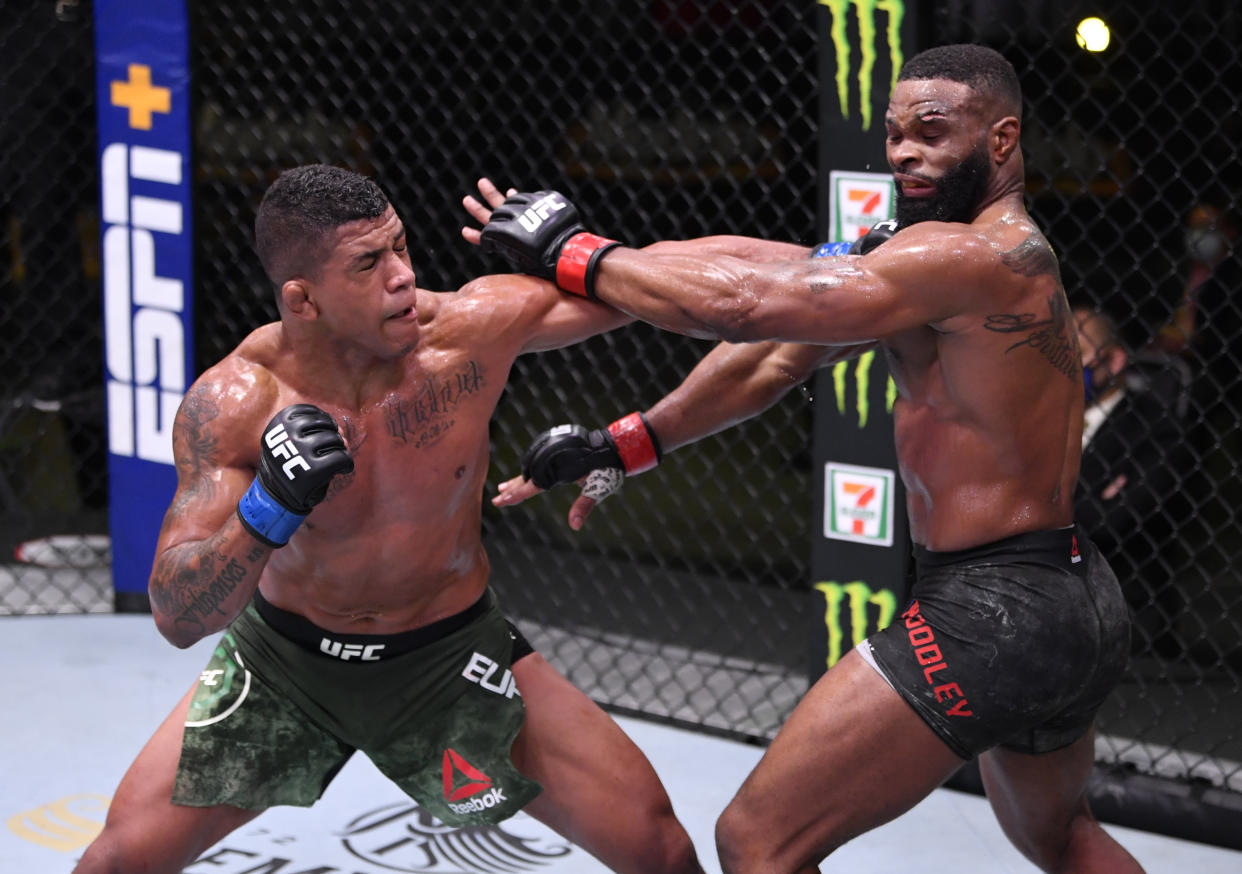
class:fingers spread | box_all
[476,177,509,208]
[493,475,543,506]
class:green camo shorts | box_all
[172,588,542,826]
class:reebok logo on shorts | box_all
[442,748,508,814]
[903,600,973,718]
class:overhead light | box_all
[1075,16,1111,53]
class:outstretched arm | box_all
[495,338,870,528]
[643,338,867,453]
[477,187,972,344]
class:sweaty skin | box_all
[576,79,1083,551]
[472,60,1143,873]
[148,205,634,644]
[78,178,710,874]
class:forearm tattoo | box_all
[150,538,261,638]
[983,291,1078,380]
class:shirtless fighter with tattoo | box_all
[72,165,705,874]
[473,44,1145,873]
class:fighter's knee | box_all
[717,792,843,874]
[72,832,132,874]
[642,808,703,874]
[716,797,770,873]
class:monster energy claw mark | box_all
[832,350,895,428]
[820,0,905,130]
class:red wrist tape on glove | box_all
[607,412,662,475]
[557,232,621,298]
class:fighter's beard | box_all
[894,146,992,229]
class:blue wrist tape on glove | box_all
[237,478,307,547]
[809,241,852,258]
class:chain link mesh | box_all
[0,0,110,613]
[2,0,1239,802]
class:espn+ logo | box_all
[264,422,311,480]
[101,144,187,464]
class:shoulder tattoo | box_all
[983,291,1078,381]
[999,230,1063,283]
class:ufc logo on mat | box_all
[517,193,567,232]
[264,423,311,480]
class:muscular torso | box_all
[259,334,506,632]
[878,213,1083,550]
[167,282,565,640]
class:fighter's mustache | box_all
[893,171,938,189]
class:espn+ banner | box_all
[95,0,194,608]
[810,0,913,676]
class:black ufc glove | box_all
[522,412,661,490]
[848,219,898,255]
[237,404,355,547]
[479,190,622,298]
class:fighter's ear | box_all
[991,116,1021,164]
[281,278,319,320]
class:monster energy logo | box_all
[821,0,906,130]
[815,580,897,668]
[832,349,896,428]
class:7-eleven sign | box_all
[824,461,895,547]
[828,170,896,242]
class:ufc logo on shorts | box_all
[264,423,311,480]
[461,652,520,698]
[517,194,567,232]
[320,639,385,661]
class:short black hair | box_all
[897,44,1022,119]
[254,164,389,287]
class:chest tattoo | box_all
[385,359,487,448]
[983,291,1078,381]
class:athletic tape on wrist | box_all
[606,412,662,475]
[581,467,624,502]
[237,477,306,548]
[556,232,622,298]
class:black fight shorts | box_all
[864,526,1131,758]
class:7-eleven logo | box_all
[442,748,492,801]
[828,169,895,241]
[824,461,894,547]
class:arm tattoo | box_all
[983,292,1078,380]
[171,383,223,509]
[150,539,261,637]
[999,231,1063,283]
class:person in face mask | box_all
[1152,202,1239,361]
[1075,306,1192,656]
